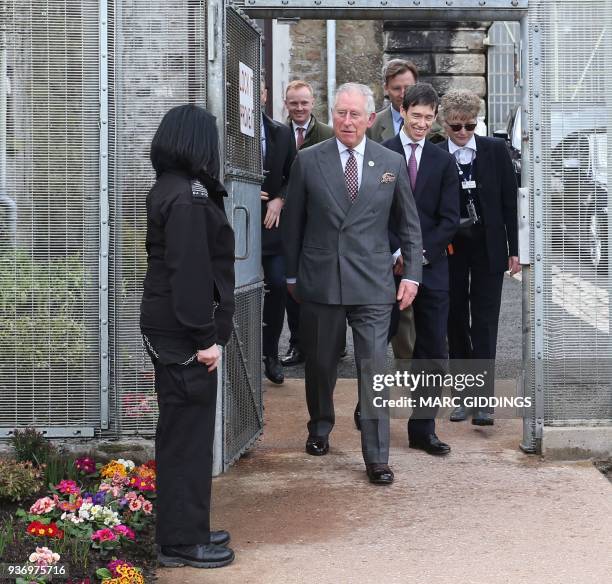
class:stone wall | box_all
[288,20,383,121]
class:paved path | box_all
[157,379,612,584]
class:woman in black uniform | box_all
[140,104,235,568]
[439,90,520,426]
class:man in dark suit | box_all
[382,83,460,455]
[260,82,297,384]
[282,80,335,367]
[283,83,422,485]
[438,89,519,425]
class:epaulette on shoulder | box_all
[191,180,209,202]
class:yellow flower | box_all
[100,461,127,478]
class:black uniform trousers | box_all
[407,283,450,438]
[262,253,287,358]
[285,293,301,350]
[148,336,217,546]
[448,226,504,411]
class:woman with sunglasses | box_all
[439,89,520,425]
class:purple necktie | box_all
[408,143,418,192]
[345,150,359,202]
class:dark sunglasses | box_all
[447,123,477,132]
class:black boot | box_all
[158,543,235,568]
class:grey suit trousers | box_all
[300,301,392,464]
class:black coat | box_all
[383,135,460,291]
[439,136,518,272]
[140,171,235,348]
[261,113,297,256]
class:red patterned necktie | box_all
[408,143,418,192]
[296,126,305,148]
[345,149,359,203]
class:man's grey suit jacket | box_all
[283,137,422,306]
[367,106,395,143]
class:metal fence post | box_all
[99,0,110,430]
[530,13,544,452]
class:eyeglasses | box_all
[447,123,477,132]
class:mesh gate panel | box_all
[107,0,207,435]
[224,283,263,466]
[487,22,521,134]
[531,0,612,426]
[225,7,261,180]
[1,1,100,435]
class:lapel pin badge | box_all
[368,160,375,167]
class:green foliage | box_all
[10,427,56,466]
[0,248,87,368]
[0,518,16,557]
[0,459,44,502]
[43,453,80,486]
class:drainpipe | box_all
[326,20,336,124]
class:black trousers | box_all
[147,336,217,546]
[262,253,287,358]
[408,284,450,438]
[448,227,504,410]
[285,292,301,349]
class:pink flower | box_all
[141,500,153,515]
[74,457,96,474]
[56,480,80,495]
[113,525,135,540]
[91,528,117,542]
[29,497,56,515]
[28,546,60,567]
[124,491,138,501]
[128,498,142,512]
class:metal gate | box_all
[526,0,612,452]
[3,0,612,458]
[2,0,263,469]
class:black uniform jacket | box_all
[140,171,235,350]
[439,136,518,272]
[261,113,296,256]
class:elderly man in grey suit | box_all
[283,83,422,485]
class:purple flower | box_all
[92,491,106,505]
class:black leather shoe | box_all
[263,356,284,384]
[282,345,304,366]
[450,405,468,422]
[409,434,451,455]
[305,435,329,456]
[210,530,230,546]
[354,404,361,431]
[158,544,234,568]
[472,410,494,426]
[366,463,394,485]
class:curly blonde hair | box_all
[440,89,481,122]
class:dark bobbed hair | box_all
[150,104,220,181]
[402,82,440,114]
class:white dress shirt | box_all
[448,135,477,164]
[292,117,311,147]
[399,130,426,168]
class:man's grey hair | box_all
[334,83,375,116]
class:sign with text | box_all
[239,62,254,137]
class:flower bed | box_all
[0,456,157,582]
